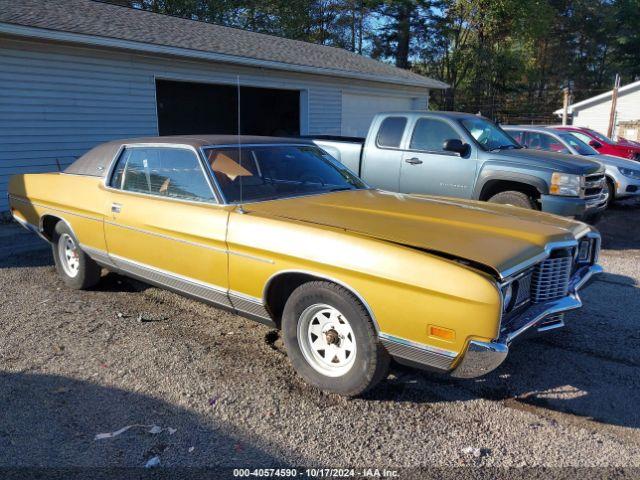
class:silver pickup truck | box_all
[313,112,608,220]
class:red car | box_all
[555,126,640,161]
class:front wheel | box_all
[488,190,537,209]
[604,177,615,206]
[52,221,101,290]
[282,281,389,396]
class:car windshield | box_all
[585,128,613,144]
[558,133,598,155]
[460,117,520,151]
[203,144,367,203]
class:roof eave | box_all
[0,22,448,90]
[554,79,640,115]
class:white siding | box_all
[0,36,428,210]
[572,84,640,138]
[341,93,417,137]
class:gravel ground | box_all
[1,201,639,472]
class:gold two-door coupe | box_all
[9,136,602,395]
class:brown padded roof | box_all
[64,135,314,177]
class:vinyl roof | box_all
[64,135,314,177]
[0,0,447,89]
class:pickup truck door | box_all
[399,117,477,199]
[102,146,231,306]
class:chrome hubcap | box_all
[58,233,80,278]
[297,304,356,377]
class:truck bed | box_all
[308,136,364,175]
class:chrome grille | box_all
[514,272,532,306]
[531,253,572,303]
[584,173,605,199]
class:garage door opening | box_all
[156,79,300,137]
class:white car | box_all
[504,125,640,204]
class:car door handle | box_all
[405,157,423,165]
[111,203,122,213]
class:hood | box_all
[493,148,604,174]
[590,154,640,169]
[246,189,590,279]
[618,137,640,149]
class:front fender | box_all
[474,162,550,199]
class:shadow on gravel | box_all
[0,372,283,469]
[598,198,640,250]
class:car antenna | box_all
[236,74,246,214]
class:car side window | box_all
[572,132,594,144]
[410,118,461,152]
[508,130,525,144]
[109,147,215,202]
[376,117,407,148]
[525,132,569,154]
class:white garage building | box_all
[554,79,640,138]
[0,0,446,211]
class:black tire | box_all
[281,281,390,396]
[51,221,101,290]
[488,190,537,209]
[604,177,615,206]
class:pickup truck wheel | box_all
[282,281,389,396]
[52,222,101,290]
[488,190,536,209]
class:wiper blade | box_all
[327,187,354,192]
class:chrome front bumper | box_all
[450,263,602,378]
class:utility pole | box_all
[607,74,621,139]
[562,87,570,126]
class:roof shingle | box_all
[0,0,447,89]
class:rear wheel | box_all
[488,190,537,209]
[282,281,389,396]
[52,221,101,290]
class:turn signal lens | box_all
[429,325,455,342]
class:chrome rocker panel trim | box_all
[378,332,457,371]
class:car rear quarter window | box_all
[376,117,407,148]
[110,147,215,202]
[410,118,461,152]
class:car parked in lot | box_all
[554,126,640,161]
[503,125,640,204]
[313,112,607,221]
[9,136,602,395]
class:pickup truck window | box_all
[204,145,366,203]
[461,117,519,151]
[376,117,407,148]
[110,147,215,202]
[410,118,461,152]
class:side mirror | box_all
[589,140,603,149]
[443,138,469,155]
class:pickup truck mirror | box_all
[589,140,603,149]
[443,139,469,156]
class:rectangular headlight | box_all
[550,172,582,197]
[577,238,592,263]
